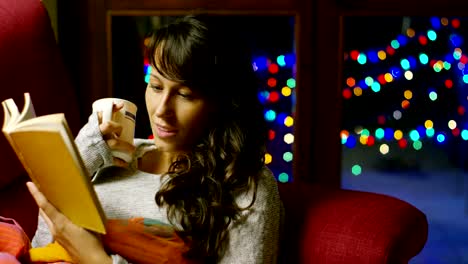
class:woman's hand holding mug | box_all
[93,98,138,167]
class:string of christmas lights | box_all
[342,16,468,175]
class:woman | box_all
[29,15,283,263]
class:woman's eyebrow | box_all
[150,73,160,80]
[149,73,185,90]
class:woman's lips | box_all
[155,124,177,138]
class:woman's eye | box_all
[178,89,194,99]
[150,85,162,91]
[178,92,191,98]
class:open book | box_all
[2,93,106,234]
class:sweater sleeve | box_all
[75,112,114,177]
[219,168,283,264]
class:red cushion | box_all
[278,182,428,264]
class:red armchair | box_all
[0,0,428,263]
[0,0,81,240]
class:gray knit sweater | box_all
[32,113,283,263]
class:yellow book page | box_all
[9,130,106,234]
[1,93,35,130]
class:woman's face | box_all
[146,67,213,153]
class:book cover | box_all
[2,93,106,234]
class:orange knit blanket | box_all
[0,216,200,264]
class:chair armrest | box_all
[278,182,428,264]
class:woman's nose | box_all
[155,93,173,117]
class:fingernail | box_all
[26,181,35,191]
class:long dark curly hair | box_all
[146,15,268,261]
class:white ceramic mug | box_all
[92,98,137,162]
